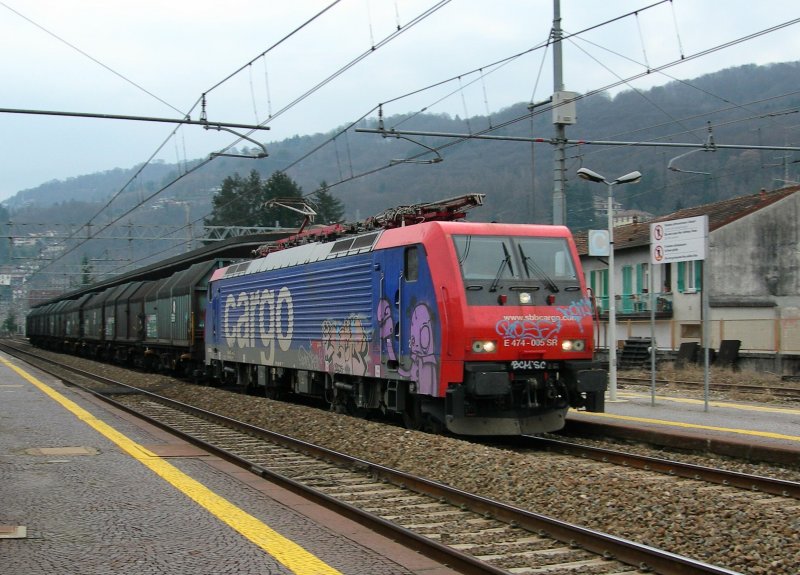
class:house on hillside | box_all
[575,186,800,374]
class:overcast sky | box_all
[2,0,799,201]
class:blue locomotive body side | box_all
[205,241,440,394]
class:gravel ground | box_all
[24,350,800,575]
[620,364,799,405]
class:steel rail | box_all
[526,436,800,499]
[618,376,800,400]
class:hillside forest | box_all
[4,61,800,288]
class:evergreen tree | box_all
[204,170,264,228]
[312,182,346,224]
[2,311,17,335]
[204,170,306,230]
[260,171,305,228]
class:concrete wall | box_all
[710,193,800,300]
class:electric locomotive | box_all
[205,194,606,435]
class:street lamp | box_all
[577,167,642,401]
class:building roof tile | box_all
[574,185,800,255]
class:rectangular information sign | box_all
[650,215,708,264]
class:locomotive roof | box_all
[213,229,384,280]
[211,220,574,282]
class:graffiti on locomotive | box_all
[496,297,594,346]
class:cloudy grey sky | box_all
[2,0,799,200]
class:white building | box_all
[576,186,800,374]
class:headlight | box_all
[472,340,497,353]
[518,292,532,304]
[561,339,586,352]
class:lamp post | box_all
[577,167,642,401]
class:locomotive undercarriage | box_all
[209,359,447,432]
[29,336,204,381]
[444,361,607,436]
[207,358,604,436]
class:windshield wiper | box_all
[489,255,510,292]
[519,246,559,293]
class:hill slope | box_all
[5,61,799,274]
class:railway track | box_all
[524,436,800,499]
[617,375,800,401]
[1,342,745,575]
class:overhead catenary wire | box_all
[563,24,800,140]
[23,2,800,286]
[199,0,344,99]
[18,0,347,280]
[286,89,800,215]
[302,29,800,221]
[125,1,456,227]
[565,35,706,145]
[232,12,800,201]
[29,1,452,279]
[364,15,800,168]
[89,36,800,280]
[86,0,669,245]
[0,0,184,116]
[142,1,456,229]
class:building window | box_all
[591,269,608,311]
[677,261,703,292]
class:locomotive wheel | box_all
[402,395,424,431]
[424,414,445,435]
[322,375,335,408]
[403,396,446,434]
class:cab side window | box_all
[405,247,418,281]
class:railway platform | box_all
[567,386,800,465]
[0,352,459,575]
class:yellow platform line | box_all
[617,390,800,415]
[1,356,343,575]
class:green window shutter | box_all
[621,266,633,313]
[695,261,702,290]
[677,262,685,292]
[636,264,644,293]
[622,266,632,293]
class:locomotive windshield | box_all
[452,235,578,303]
[453,236,518,280]
[516,237,577,280]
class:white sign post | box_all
[650,216,711,411]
